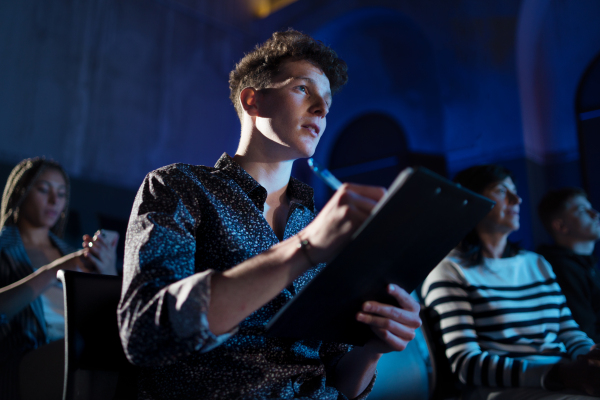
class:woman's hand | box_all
[357,284,422,354]
[81,230,118,275]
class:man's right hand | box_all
[298,183,386,265]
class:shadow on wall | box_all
[576,52,600,259]
[297,8,444,208]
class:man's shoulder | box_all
[142,163,221,188]
[149,162,215,178]
[536,243,569,257]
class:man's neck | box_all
[232,152,294,196]
[234,141,295,241]
[555,237,596,255]
[234,126,296,196]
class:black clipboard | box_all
[265,167,494,346]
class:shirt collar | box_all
[214,153,315,213]
[538,243,598,268]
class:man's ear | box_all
[240,87,259,116]
[551,218,569,236]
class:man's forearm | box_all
[207,236,311,335]
[333,345,381,399]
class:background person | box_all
[537,187,600,343]
[0,157,118,400]
[421,165,599,400]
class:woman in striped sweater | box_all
[421,165,600,399]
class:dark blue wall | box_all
[1,0,600,253]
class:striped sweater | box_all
[421,250,594,389]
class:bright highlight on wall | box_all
[251,0,298,18]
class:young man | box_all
[118,30,421,399]
[537,187,600,343]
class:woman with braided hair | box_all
[0,157,117,399]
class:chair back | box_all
[58,270,136,400]
[419,306,462,400]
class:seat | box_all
[368,291,460,400]
[19,339,64,400]
[368,326,430,400]
[57,270,137,400]
[419,306,462,400]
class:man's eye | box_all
[297,86,307,93]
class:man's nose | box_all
[310,96,328,117]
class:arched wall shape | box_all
[517,0,600,165]
[296,112,410,209]
[576,53,600,235]
[329,112,409,185]
[516,0,600,249]
[294,8,443,203]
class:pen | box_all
[307,158,343,190]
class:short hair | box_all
[1,157,70,237]
[538,187,587,234]
[453,164,515,195]
[228,29,348,121]
[452,164,519,264]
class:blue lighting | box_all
[330,157,399,178]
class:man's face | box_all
[254,59,331,160]
[556,195,600,242]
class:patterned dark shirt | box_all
[118,153,374,400]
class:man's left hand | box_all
[356,284,421,354]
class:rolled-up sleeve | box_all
[117,168,235,367]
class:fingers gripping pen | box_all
[307,158,343,190]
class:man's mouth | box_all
[301,124,320,135]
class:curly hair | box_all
[229,29,348,121]
[1,157,70,237]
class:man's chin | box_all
[296,145,317,159]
